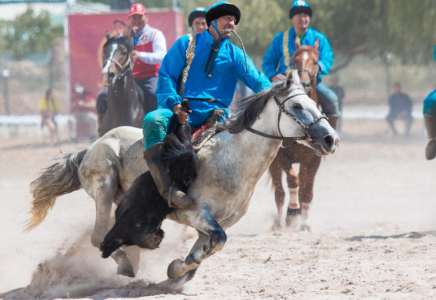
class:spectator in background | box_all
[68,84,98,141]
[386,82,413,137]
[329,74,345,132]
[39,88,59,146]
[188,7,208,34]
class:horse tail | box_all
[24,148,88,232]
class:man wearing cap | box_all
[143,1,271,208]
[262,0,339,128]
[189,7,208,34]
[123,3,166,109]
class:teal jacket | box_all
[156,30,271,127]
[262,27,333,80]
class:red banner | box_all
[68,10,184,110]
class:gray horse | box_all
[26,71,339,284]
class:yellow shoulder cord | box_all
[283,30,291,75]
[179,34,197,95]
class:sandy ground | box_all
[1,119,436,300]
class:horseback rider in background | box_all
[423,44,436,160]
[189,7,208,34]
[143,1,271,209]
[122,3,167,110]
[262,0,339,128]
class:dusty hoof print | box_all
[118,265,135,277]
[167,258,184,279]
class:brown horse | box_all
[99,34,156,136]
[269,37,333,231]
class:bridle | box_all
[292,50,319,87]
[103,43,132,85]
[246,92,328,147]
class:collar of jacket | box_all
[289,26,313,40]
[204,28,231,45]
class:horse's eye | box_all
[122,52,128,56]
[293,103,303,109]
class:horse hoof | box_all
[167,259,185,279]
[286,215,300,229]
[168,269,197,287]
[117,265,135,277]
[300,224,311,232]
[272,218,283,230]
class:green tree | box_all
[178,0,436,68]
[2,6,63,60]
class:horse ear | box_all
[106,31,111,40]
[314,38,319,51]
[284,69,301,87]
[295,36,301,49]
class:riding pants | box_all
[423,89,436,116]
[316,82,340,115]
[135,76,158,113]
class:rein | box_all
[246,93,328,147]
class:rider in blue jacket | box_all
[423,44,436,160]
[262,0,339,128]
[189,7,208,34]
[143,1,271,208]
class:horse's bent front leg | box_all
[297,156,322,232]
[167,204,227,281]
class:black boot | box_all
[424,115,436,160]
[144,143,195,208]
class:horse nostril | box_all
[324,135,334,148]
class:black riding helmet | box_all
[188,7,207,27]
[206,1,241,26]
[289,0,312,19]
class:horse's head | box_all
[291,37,320,98]
[101,34,131,86]
[278,70,339,155]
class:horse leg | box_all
[297,156,322,232]
[285,167,301,228]
[84,166,134,277]
[167,204,227,283]
[268,156,285,227]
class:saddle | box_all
[191,109,226,152]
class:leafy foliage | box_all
[1,6,63,60]
[178,0,436,65]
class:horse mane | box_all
[103,35,131,52]
[226,82,303,134]
[291,46,320,61]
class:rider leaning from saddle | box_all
[189,7,208,34]
[262,0,339,128]
[423,43,436,160]
[122,3,167,106]
[143,1,271,209]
